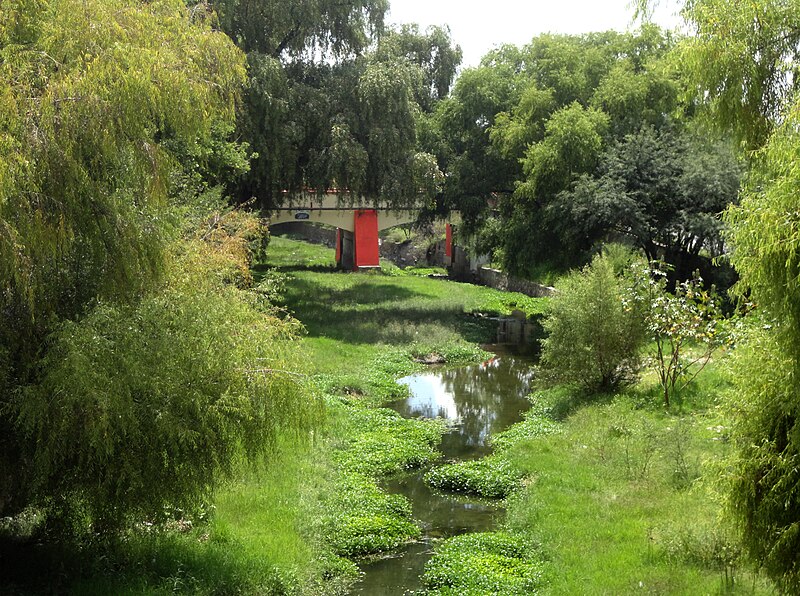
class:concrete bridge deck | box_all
[269,191,457,270]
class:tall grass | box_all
[502,372,772,594]
[0,433,334,595]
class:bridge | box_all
[269,190,456,270]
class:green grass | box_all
[258,236,546,377]
[262,236,546,349]
[500,371,773,594]
[210,437,355,594]
[261,237,771,594]
[252,237,549,579]
[0,438,329,595]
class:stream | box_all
[351,347,534,595]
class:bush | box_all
[538,252,646,392]
[13,245,318,532]
[640,269,727,407]
[725,325,800,592]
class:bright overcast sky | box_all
[386,0,685,68]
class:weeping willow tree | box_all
[0,0,317,531]
[723,105,800,592]
[632,0,800,589]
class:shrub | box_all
[13,245,318,532]
[538,252,647,392]
[639,269,727,407]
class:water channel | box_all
[351,348,534,595]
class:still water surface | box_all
[352,350,534,595]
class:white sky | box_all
[386,0,685,68]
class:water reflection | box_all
[392,355,533,460]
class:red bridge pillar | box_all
[354,209,380,270]
[445,223,454,265]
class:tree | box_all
[555,126,741,280]
[723,102,800,591]
[422,51,529,231]
[211,0,455,210]
[634,268,727,407]
[673,0,800,150]
[445,27,692,276]
[209,0,386,208]
[501,103,609,274]
[374,24,462,112]
[0,0,315,530]
[211,0,387,58]
[0,0,244,371]
[447,25,743,282]
[638,0,800,588]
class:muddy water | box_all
[351,349,534,595]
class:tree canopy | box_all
[425,25,740,282]
[0,0,315,528]
[212,0,460,210]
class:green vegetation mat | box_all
[421,532,545,595]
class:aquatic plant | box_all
[320,473,420,557]
[330,406,447,476]
[491,410,560,451]
[424,456,524,498]
[422,532,544,595]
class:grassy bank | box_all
[258,236,545,373]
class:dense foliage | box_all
[635,0,800,588]
[538,252,647,391]
[423,26,741,283]
[0,0,316,531]
[723,105,800,591]
[4,0,800,592]
[209,0,459,210]
[424,456,523,498]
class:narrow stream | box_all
[351,347,534,595]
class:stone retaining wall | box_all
[476,267,555,298]
[269,221,336,247]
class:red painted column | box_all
[445,223,453,259]
[335,228,342,265]
[353,209,380,269]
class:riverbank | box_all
[260,236,549,593]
